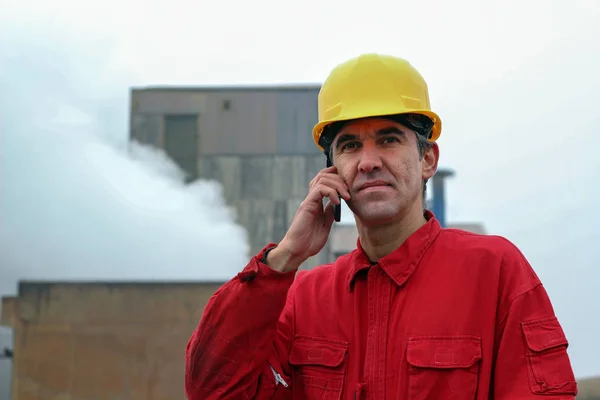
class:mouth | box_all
[358,180,391,191]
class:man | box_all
[185,53,577,399]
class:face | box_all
[331,117,439,226]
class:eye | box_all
[340,141,360,151]
[381,136,400,144]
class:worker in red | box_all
[185,53,578,399]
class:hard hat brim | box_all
[312,110,442,152]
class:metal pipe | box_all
[430,168,454,228]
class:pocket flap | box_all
[407,336,482,369]
[289,336,348,368]
[522,316,568,352]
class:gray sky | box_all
[1,0,599,379]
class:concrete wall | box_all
[2,282,223,400]
[578,376,600,400]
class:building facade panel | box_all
[240,157,274,199]
[289,156,309,198]
[132,90,207,115]
[275,89,321,155]
[305,154,327,183]
[197,156,243,205]
[197,90,279,155]
[130,113,163,148]
[234,199,275,254]
[271,156,297,201]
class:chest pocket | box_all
[288,335,349,400]
[406,336,482,400]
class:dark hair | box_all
[416,133,433,209]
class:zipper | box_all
[269,364,289,387]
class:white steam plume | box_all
[0,23,250,299]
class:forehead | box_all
[332,117,411,142]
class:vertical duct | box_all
[430,168,454,228]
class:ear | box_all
[422,142,439,181]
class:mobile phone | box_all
[326,157,341,222]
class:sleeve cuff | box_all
[237,243,296,282]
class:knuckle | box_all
[320,183,334,193]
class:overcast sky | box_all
[1,0,599,379]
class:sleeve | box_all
[184,244,297,400]
[492,248,578,399]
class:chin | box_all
[352,205,401,226]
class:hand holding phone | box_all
[271,161,350,271]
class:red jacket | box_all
[185,213,577,399]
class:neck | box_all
[356,204,428,262]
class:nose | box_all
[357,142,383,173]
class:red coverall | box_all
[185,213,578,399]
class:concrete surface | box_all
[2,281,223,400]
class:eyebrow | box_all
[333,126,405,149]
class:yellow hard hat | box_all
[312,53,442,151]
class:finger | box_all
[310,172,346,190]
[312,176,351,200]
[309,167,338,187]
[307,184,340,205]
[323,200,336,227]
[318,185,342,205]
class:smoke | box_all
[0,22,250,299]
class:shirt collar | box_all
[345,210,441,291]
